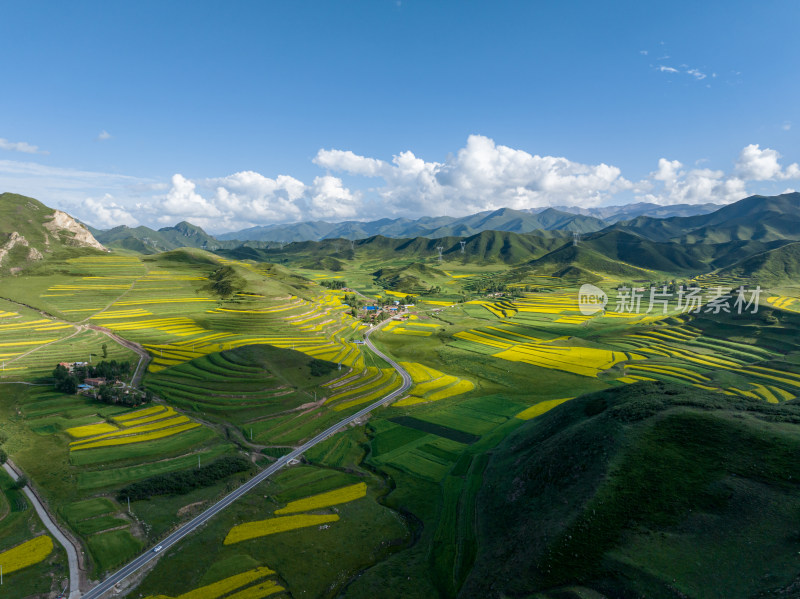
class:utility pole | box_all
[127,496,131,514]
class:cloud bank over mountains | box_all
[1,135,798,232]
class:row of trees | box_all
[118,456,252,501]
[95,384,153,407]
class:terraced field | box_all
[6,241,800,598]
[142,566,285,599]
[395,362,475,407]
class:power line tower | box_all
[573,232,581,247]
[350,239,355,251]
[460,240,466,254]
[437,246,444,262]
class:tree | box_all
[101,342,108,359]
[98,384,114,404]
[13,476,27,490]
[58,376,79,395]
[0,448,7,465]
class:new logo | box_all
[578,284,608,315]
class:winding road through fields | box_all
[81,321,411,598]
[3,461,82,598]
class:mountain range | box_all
[213,202,722,243]
[88,202,724,253]
[6,190,800,283]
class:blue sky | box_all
[1,0,798,232]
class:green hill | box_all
[94,221,244,254]
[220,230,570,268]
[373,262,451,293]
[614,192,800,244]
[718,241,800,283]
[0,192,106,274]
[464,382,800,599]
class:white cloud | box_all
[640,154,746,205]
[640,50,648,55]
[161,174,223,222]
[653,158,683,183]
[735,144,800,181]
[658,66,679,73]
[783,121,792,131]
[78,195,138,228]
[3,137,799,230]
[308,176,361,219]
[0,137,48,155]
[640,143,800,206]
[314,149,388,177]
[687,68,706,80]
[96,130,112,141]
[315,135,632,216]
[0,159,149,218]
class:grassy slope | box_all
[0,192,105,274]
[0,468,67,597]
[718,241,800,284]
[465,382,800,599]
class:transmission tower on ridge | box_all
[460,240,466,254]
[573,232,581,247]
[437,246,444,262]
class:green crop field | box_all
[87,529,143,573]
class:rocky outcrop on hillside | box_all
[0,192,108,273]
[44,210,106,251]
[0,232,33,266]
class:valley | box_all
[1,192,800,598]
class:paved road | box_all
[3,461,81,599]
[81,322,411,599]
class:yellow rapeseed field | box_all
[0,339,58,348]
[115,405,167,421]
[493,345,628,378]
[768,296,800,312]
[0,535,54,574]
[70,422,200,450]
[65,422,119,438]
[71,415,192,447]
[142,566,278,599]
[275,482,367,514]
[426,379,475,401]
[224,514,340,544]
[225,580,284,599]
[114,407,176,426]
[515,397,574,420]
